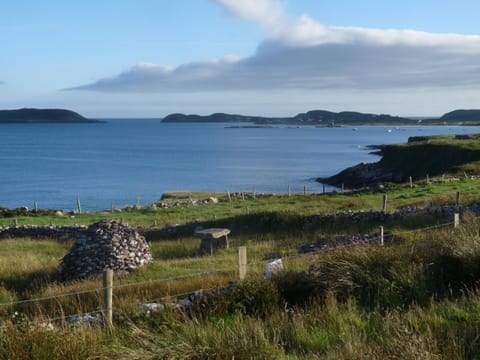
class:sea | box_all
[0,120,478,211]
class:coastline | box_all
[319,133,480,188]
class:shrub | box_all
[273,271,316,306]
[226,278,280,317]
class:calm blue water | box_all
[0,120,477,210]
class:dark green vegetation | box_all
[438,109,480,124]
[323,133,480,187]
[1,176,480,358]
[0,108,103,123]
[162,108,480,126]
[379,133,480,178]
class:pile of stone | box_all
[299,234,376,254]
[57,219,153,280]
[139,281,239,314]
[157,196,219,209]
[303,204,480,227]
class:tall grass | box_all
[2,193,480,357]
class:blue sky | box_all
[2,0,480,118]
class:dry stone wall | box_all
[0,224,87,239]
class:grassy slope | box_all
[3,135,480,357]
[379,134,480,178]
[0,179,480,357]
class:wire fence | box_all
[0,213,463,324]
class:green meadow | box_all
[2,135,480,358]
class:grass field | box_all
[2,175,480,229]
[0,175,480,358]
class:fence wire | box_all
[0,217,460,319]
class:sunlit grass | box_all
[1,181,480,358]
[2,177,480,228]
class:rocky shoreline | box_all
[319,134,480,188]
[317,161,401,188]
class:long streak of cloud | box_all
[69,0,480,93]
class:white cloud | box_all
[69,0,480,94]
[213,0,288,34]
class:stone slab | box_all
[195,228,231,239]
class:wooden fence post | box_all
[288,184,291,197]
[341,183,345,193]
[103,269,113,328]
[239,246,247,280]
[34,201,38,213]
[409,176,413,189]
[456,191,460,206]
[426,174,430,184]
[382,194,387,212]
[379,226,384,246]
[76,197,82,214]
[253,186,256,199]
[454,213,460,229]
[227,191,232,202]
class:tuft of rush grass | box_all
[103,290,480,359]
[0,319,104,360]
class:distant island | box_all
[162,109,480,126]
[0,108,103,124]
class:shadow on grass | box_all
[144,210,451,244]
[0,269,56,295]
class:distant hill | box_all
[162,110,417,126]
[0,108,102,123]
[291,110,412,125]
[161,112,278,123]
[437,109,480,123]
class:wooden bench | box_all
[195,228,231,256]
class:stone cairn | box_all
[57,219,153,280]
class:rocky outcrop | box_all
[57,219,153,280]
[318,162,402,188]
